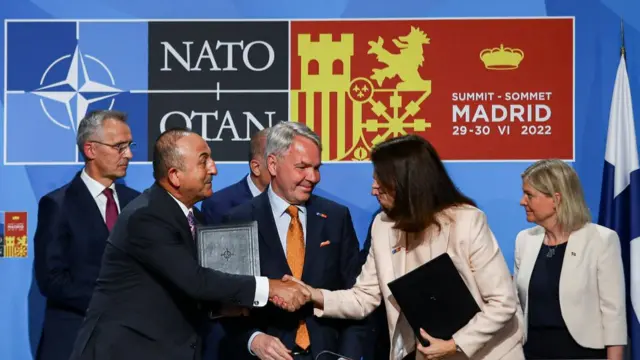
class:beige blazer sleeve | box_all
[451,212,518,357]
[598,229,627,345]
[315,227,383,319]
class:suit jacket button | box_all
[191,343,196,349]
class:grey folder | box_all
[195,221,261,277]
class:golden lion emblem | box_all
[367,26,431,91]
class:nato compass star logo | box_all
[32,45,122,131]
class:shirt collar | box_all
[167,192,191,218]
[80,168,116,199]
[267,185,305,217]
[246,174,263,198]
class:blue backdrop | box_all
[1,0,639,359]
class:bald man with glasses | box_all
[33,110,141,360]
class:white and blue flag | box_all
[598,54,640,358]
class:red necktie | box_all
[103,188,118,231]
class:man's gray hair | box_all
[265,121,321,158]
[76,110,128,159]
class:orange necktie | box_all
[285,205,310,349]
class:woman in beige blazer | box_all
[514,159,626,359]
[285,135,524,360]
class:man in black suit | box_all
[201,127,271,225]
[69,128,310,360]
[222,122,368,360]
[33,110,141,360]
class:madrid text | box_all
[450,92,553,136]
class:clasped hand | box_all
[267,278,311,312]
[416,328,458,360]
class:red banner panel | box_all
[290,18,574,161]
[3,212,28,258]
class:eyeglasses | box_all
[91,140,136,154]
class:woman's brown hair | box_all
[371,135,476,233]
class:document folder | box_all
[387,253,480,346]
[195,221,261,319]
[195,221,260,277]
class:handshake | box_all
[267,275,320,312]
[218,276,321,317]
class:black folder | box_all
[387,252,480,346]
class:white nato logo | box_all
[31,45,122,131]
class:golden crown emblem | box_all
[480,44,524,70]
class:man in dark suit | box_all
[201,128,271,359]
[69,128,310,360]
[201,127,271,225]
[222,122,368,360]
[33,110,141,360]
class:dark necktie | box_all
[187,210,196,240]
[103,188,118,231]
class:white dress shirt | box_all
[248,185,307,352]
[80,168,120,222]
[167,192,270,307]
[268,185,307,249]
[246,174,263,198]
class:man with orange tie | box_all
[33,110,140,360]
[221,121,368,360]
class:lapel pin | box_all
[392,246,403,254]
[316,212,327,218]
[320,240,330,247]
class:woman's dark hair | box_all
[371,134,476,233]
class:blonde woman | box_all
[514,159,626,359]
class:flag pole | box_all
[621,19,626,59]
